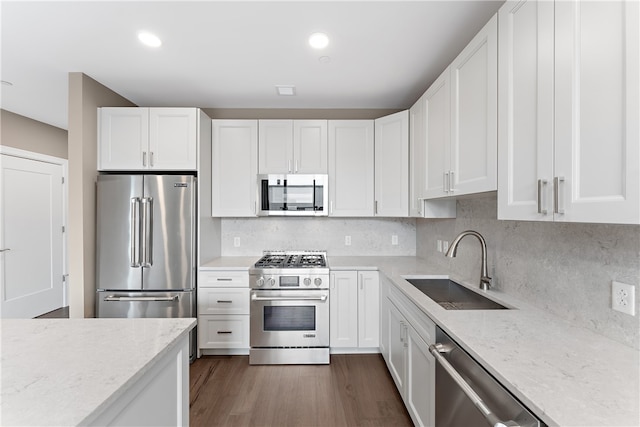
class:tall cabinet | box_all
[498,0,639,224]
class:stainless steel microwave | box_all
[257,174,328,216]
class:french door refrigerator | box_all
[95,174,196,358]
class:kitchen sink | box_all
[404,278,508,310]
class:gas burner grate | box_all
[254,252,327,269]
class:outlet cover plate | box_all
[612,281,636,316]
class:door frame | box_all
[0,146,69,307]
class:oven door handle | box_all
[429,343,530,427]
[251,294,328,302]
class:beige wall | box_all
[0,109,68,158]
[67,73,135,318]
[203,108,402,120]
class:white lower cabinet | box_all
[198,270,250,355]
[329,270,379,351]
[384,284,436,427]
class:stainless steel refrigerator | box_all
[95,174,196,358]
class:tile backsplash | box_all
[221,217,416,256]
[416,192,640,350]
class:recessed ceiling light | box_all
[138,31,162,48]
[318,56,331,64]
[276,85,296,96]
[309,32,329,50]
[1,80,13,86]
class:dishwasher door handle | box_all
[429,343,528,427]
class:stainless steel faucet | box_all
[445,230,492,291]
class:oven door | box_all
[250,289,329,348]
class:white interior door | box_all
[1,154,64,318]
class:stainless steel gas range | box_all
[248,251,330,365]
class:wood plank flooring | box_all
[190,354,413,427]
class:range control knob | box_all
[303,277,312,286]
[267,277,276,287]
[314,278,323,287]
[256,277,265,287]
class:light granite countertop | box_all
[200,256,259,270]
[1,318,196,426]
[203,255,640,426]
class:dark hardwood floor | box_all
[190,354,412,427]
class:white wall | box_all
[416,192,640,350]
[221,217,416,256]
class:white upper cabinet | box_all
[328,120,375,217]
[422,14,498,199]
[375,111,409,217]
[409,96,426,217]
[99,108,149,171]
[422,69,452,199]
[258,120,328,174]
[211,120,258,217]
[98,107,197,171]
[294,120,328,173]
[498,0,639,224]
[449,13,497,195]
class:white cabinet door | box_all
[98,108,149,171]
[211,120,258,217]
[375,111,409,217]
[450,14,498,196]
[258,120,293,174]
[357,271,380,348]
[294,120,328,173]
[498,0,555,221]
[406,325,435,427]
[554,0,639,224]
[328,120,375,216]
[329,271,359,348]
[409,96,425,217]
[387,300,407,395]
[422,70,451,199]
[379,276,390,360]
[148,108,197,170]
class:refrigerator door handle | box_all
[141,197,153,267]
[103,295,179,302]
[130,197,141,267]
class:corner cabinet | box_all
[211,120,258,217]
[422,14,498,199]
[329,270,379,351]
[374,111,409,217]
[328,120,375,217]
[98,107,198,171]
[498,0,639,224]
[258,120,328,174]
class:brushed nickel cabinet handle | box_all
[537,179,548,214]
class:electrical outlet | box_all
[612,281,636,316]
[437,240,443,252]
[233,237,240,247]
[345,235,351,246]
[392,235,398,245]
[443,241,449,253]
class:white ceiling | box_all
[1,1,504,130]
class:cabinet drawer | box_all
[198,288,250,315]
[198,315,249,349]
[199,271,249,288]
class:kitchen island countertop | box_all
[1,318,196,426]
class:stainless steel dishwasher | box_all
[429,327,545,427]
